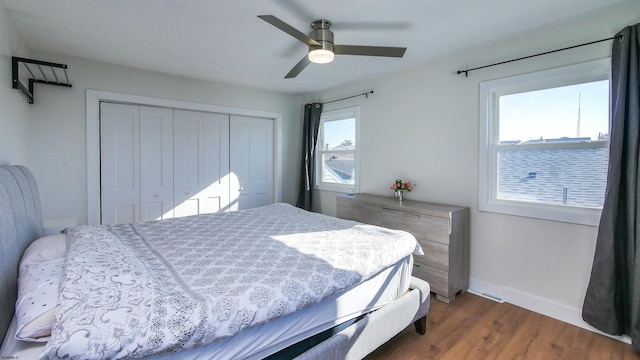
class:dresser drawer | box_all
[412,262,449,296]
[337,200,381,225]
[415,239,449,271]
[381,209,450,244]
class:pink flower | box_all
[390,179,415,192]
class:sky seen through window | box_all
[323,118,356,149]
[499,80,609,142]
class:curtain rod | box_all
[322,90,374,105]
[457,34,623,77]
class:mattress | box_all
[1,254,414,359]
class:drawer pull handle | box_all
[414,264,420,268]
[350,204,363,209]
[403,213,420,219]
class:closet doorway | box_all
[99,100,276,225]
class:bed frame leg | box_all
[413,315,427,335]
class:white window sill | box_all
[479,199,601,226]
[315,183,357,193]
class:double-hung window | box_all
[479,59,610,226]
[315,106,360,193]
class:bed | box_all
[0,165,430,359]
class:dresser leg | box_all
[436,293,455,303]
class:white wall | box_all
[0,1,30,166]
[305,2,640,335]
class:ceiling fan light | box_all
[308,49,334,64]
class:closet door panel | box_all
[174,110,203,217]
[100,103,140,224]
[230,116,274,211]
[174,110,230,217]
[251,120,274,208]
[230,120,252,210]
[201,113,230,213]
[140,106,174,221]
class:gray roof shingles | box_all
[498,147,608,208]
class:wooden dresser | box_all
[336,193,470,303]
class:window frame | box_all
[478,59,610,226]
[314,106,360,193]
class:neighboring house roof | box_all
[322,146,355,184]
[498,146,608,208]
[512,137,592,144]
[331,145,355,151]
[323,158,355,184]
[323,164,348,183]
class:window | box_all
[479,59,610,226]
[315,106,360,192]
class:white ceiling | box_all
[2,0,632,94]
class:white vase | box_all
[396,190,405,201]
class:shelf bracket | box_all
[12,57,72,104]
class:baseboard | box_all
[468,277,505,303]
[468,277,631,344]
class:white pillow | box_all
[15,234,66,342]
[19,234,66,273]
[15,257,64,342]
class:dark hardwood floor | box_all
[365,292,639,359]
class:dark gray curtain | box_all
[296,103,323,211]
[583,24,640,350]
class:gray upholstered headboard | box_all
[0,165,43,343]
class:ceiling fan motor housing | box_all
[309,19,334,52]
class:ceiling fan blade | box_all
[258,15,320,47]
[333,45,406,58]
[285,55,311,79]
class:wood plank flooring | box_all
[365,292,639,359]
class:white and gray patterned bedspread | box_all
[41,203,420,359]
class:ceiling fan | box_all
[258,15,407,79]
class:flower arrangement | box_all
[390,179,414,192]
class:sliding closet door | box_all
[101,103,140,224]
[101,103,174,224]
[139,106,174,221]
[101,103,274,223]
[174,110,230,217]
[230,116,274,211]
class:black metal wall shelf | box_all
[12,57,72,104]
